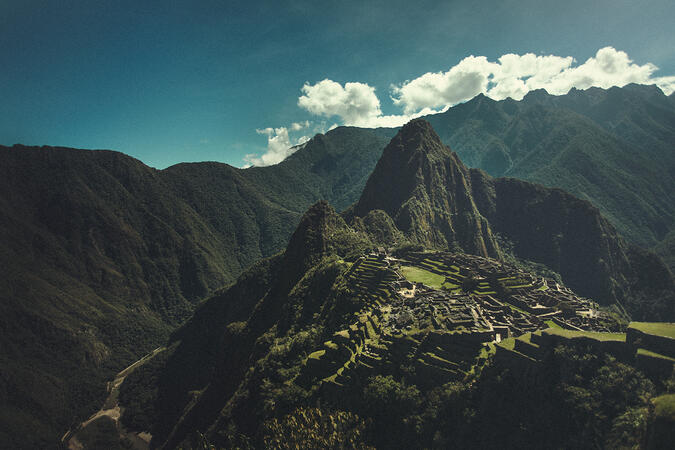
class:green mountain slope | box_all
[108,121,671,448]
[351,119,499,258]
[0,127,390,447]
[423,84,675,254]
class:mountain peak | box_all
[522,88,551,102]
[387,118,448,160]
[398,117,436,135]
[284,201,369,277]
[352,120,499,257]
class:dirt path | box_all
[61,346,166,449]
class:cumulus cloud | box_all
[653,76,675,96]
[297,79,443,128]
[392,55,498,114]
[244,127,309,167]
[298,79,383,126]
[392,47,674,111]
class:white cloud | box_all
[297,79,444,128]
[290,120,310,131]
[392,55,498,114]
[653,76,675,96]
[244,127,309,167]
[298,79,383,126]
[392,47,673,110]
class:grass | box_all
[629,322,675,339]
[543,328,626,342]
[504,302,529,315]
[517,332,540,344]
[545,320,562,329]
[498,337,516,350]
[308,350,326,360]
[424,352,455,366]
[478,343,496,359]
[400,266,447,290]
[637,348,675,361]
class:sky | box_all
[1,0,674,169]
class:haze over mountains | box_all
[0,84,673,447]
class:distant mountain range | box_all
[421,84,675,268]
[0,84,673,447]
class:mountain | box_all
[118,201,366,449]
[349,120,673,315]
[106,141,673,449]
[0,127,390,447]
[2,84,674,447]
[351,119,499,258]
[422,84,675,257]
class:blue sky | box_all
[1,0,674,168]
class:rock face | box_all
[353,119,500,258]
[350,120,673,311]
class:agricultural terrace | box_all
[297,249,634,393]
[629,322,675,339]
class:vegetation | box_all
[544,328,627,342]
[0,128,390,446]
[425,84,675,262]
[399,266,447,289]
[2,85,674,447]
[630,322,675,339]
[258,407,372,449]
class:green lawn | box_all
[637,348,675,361]
[400,266,447,290]
[543,328,626,342]
[545,320,562,329]
[308,349,326,360]
[629,322,675,339]
[498,337,516,350]
[504,302,529,315]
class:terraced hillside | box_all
[113,202,675,449]
[494,322,675,380]
[296,248,623,394]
